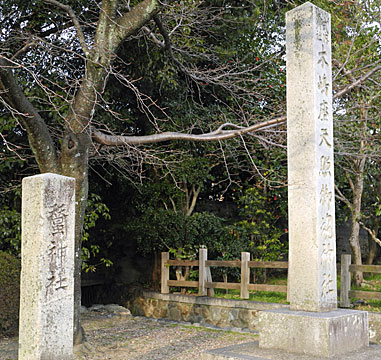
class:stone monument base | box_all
[202,341,381,360]
[258,308,369,357]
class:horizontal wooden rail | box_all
[167,280,199,288]
[206,260,241,267]
[248,261,288,269]
[166,259,199,266]
[248,284,287,292]
[166,259,289,269]
[161,250,289,299]
[349,290,381,300]
[349,264,381,274]
[205,282,241,290]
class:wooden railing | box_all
[340,254,381,307]
[162,251,381,304]
[161,248,288,299]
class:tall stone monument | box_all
[287,0,336,313]
[258,3,369,357]
[19,173,75,360]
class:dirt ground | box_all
[0,311,257,360]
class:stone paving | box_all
[0,306,257,360]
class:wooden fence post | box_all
[199,248,207,296]
[161,252,169,294]
[241,252,250,299]
[206,266,214,297]
[340,254,351,308]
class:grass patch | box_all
[352,299,381,312]
[211,274,289,304]
[213,288,288,304]
[347,273,381,312]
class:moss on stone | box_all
[294,18,302,52]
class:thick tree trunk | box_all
[349,219,363,285]
[366,234,378,265]
[60,132,91,344]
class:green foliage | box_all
[81,193,112,272]
[0,120,25,256]
[0,206,21,255]
[186,212,227,252]
[0,251,20,336]
[169,244,199,261]
[130,209,226,256]
[375,201,381,218]
[232,187,288,261]
[214,288,288,304]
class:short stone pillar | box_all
[258,3,368,357]
[19,173,75,360]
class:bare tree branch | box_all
[11,41,37,60]
[334,184,353,210]
[152,14,186,72]
[91,54,376,148]
[43,0,90,56]
[186,185,200,217]
[92,116,287,146]
[360,222,381,248]
[333,65,381,99]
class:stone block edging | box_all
[127,291,381,345]
[130,291,288,333]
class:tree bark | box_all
[349,215,363,285]
[348,156,366,286]
[366,234,378,265]
[60,132,91,343]
[365,174,381,265]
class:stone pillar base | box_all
[259,308,368,357]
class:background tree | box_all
[0,0,289,342]
[1,0,379,342]
[330,0,381,285]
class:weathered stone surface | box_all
[19,173,75,360]
[259,308,369,357]
[369,312,381,344]
[129,291,287,332]
[168,303,181,320]
[203,341,381,360]
[254,5,370,357]
[180,303,192,321]
[86,304,131,316]
[286,1,336,313]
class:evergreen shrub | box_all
[0,251,20,336]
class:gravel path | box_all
[0,312,257,360]
[77,313,257,359]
